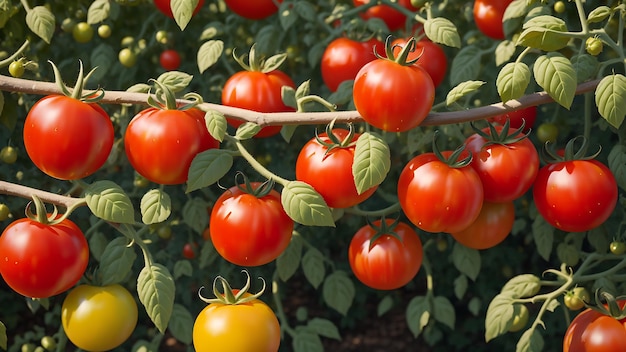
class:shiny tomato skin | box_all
[451,201,515,250]
[465,126,539,202]
[124,108,219,185]
[159,49,181,71]
[154,0,205,18]
[222,70,295,137]
[391,38,448,87]
[224,0,281,19]
[295,129,377,208]
[533,159,617,232]
[563,301,626,352]
[488,106,538,132]
[353,0,419,31]
[398,153,484,233]
[0,217,88,298]
[321,37,383,92]
[210,183,293,267]
[473,0,513,40]
[349,219,423,290]
[24,95,114,180]
[353,59,434,132]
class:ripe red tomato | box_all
[473,0,513,40]
[0,217,89,298]
[183,242,198,259]
[23,95,114,180]
[124,107,219,185]
[450,201,515,250]
[295,129,377,208]
[159,49,181,71]
[488,106,538,132]
[464,125,539,202]
[398,152,484,233]
[391,38,447,87]
[222,69,295,137]
[321,37,384,92]
[209,183,293,266]
[533,159,617,232]
[154,0,205,18]
[563,301,626,352]
[353,54,435,132]
[224,0,281,20]
[348,219,423,290]
[353,0,419,31]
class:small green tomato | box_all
[72,22,94,43]
[610,241,626,255]
[0,146,17,164]
[9,60,25,78]
[0,203,10,221]
[564,287,590,311]
[553,1,566,14]
[118,48,137,67]
[585,37,603,56]
[97,24,112,38]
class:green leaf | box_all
[533,53,577,109]
[545,298,560,312]
[501,274,541,298]
[587,226,610,254]
[173,260,193,279]
[449,46,483,86]
[87,0,110,24]
[278,2,298,30]
[25,6,55,43]
[495,40,517,66]
[571,54,598,83]
[468,297,482,316]
[454,274,468,299]
[199,240,219,269]
[327,80,354,106]
[235,122,262,140]
[0,91,4,118]
[502,0,528,21]
[157,71,193,93]
[517,15,571,51]
[433,296,455,330]
[302,248,325,289]
[88,231,108,262]
[281,181,334,227]
[307,318,341,340]
[532,214,554,261]
[406,295,431,338]
[516,328,544,352]
[423,17,461,48]
[556,243,580,266]
[85,180,135,224]
[452,243,481,281]
[137,264,175,334]
[587,6,611,23]
[99,237,137,286]
[293,2,317,22]
[171,0,198,30]
[140,189,172,224]
[197,40,224,74]
[292,328,324,352]
[126,83,151,94]
[609,145,626,191]
[497,62,531,102]
[485,294,516,342]
[182,197,209,235]
[281,125,299,143]
[282,86,298,109]
[446,81,486,106]
[168,304,193,345]
[377,295,394,317]
[276,233,303,282]
[322,271,355,316]
[204,109,227,142]
[295,80,311,100]
[89,44,116,82]
[353,132,390,194]
[595,73,626,128]
[186,149,233,193]
[0,321,7,350]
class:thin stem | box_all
[574,0,590,35]
[0,40,30,67]
[271,270,297,337]
[575,256,626,282]
[225,135,290,185]
[583,92,592,140]
[19,0,31,11]
[344,202,402,217]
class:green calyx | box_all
[50,60,104,103]
[542,135,601,164]
[315,120,357,155]
[432,130,473,168]
[234,172,275,198]
[146,79,203,111]
[233,43,287,73]
[198,270,266,305]
[383,35,421,66]
[25,194,67,226]
[471,119,530,147]
[366,216,403,251]
[586,290,626,320]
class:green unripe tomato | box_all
[0,203,10,221]
[155,30,169,44]
[564,287,590,310]
[157,225,172,240]
[508,304,529,332]
[553,1,566,14]
[0,146,17,164]
[410,0,427,7]
[21,344,36,352]
[40,336,56,351]
[536,122,558,144]
[61,18,76,33]
[610,241,626,255]
[118,48,137,67]
[8,61,24,78]
[97,24,112,38]
[120,36,135,47]
[72,22,94,43]
[585,36,603,56]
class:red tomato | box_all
[563,301,626,352]
[451,201,515,250]
[353,0,419,31]
[183,242,197,259]
[473,0,513,40]
[488,106,538,132]
[159,49,181,71]
[0,217,89,298]
[209,183,293,266]
[224,0,281,20]
[391,38,448,87]
[397,152,484,233]
[321,37,384,92]
[295,129,377,208]
[533,159,617,232]
[23,95,114,180]
[124,107,219,185]
[464,125,539,202]
[222,69,295,137]
[153,0,205,18]
[353,55,434,132]
[349,219,423,290]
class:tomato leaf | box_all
[140,189,172,224]
[186,149,233,193]
[608,144,626,191]
[278,2,298,30]
[532,215,554,261]
[406,295,431,338]
[282,86,298,109]
[126,83,151,94]
[484,293,516,342]
[302,247,326,289]
[197,40,224,74]
[587,6,611,23]
[322,271,355,316]
[182,197,209,235]
[173,260,192,279]
[592,276,618,296]
[353,132,390,195]
[137,264,175,334]
[87,0,110,24]
[0,321,7,350]
[99,237,137,286]
[281,125,299,143]
[404,128,435,155]
[516,328,544,352]
[433,296,456,330]
[423,17,461,48]
[377,295,394,317]
[452,243,481,281]
[533,53,577,109]
[157,71,193,93]
[281,181,335,227]
[587,226,610,254]
[501,274,541,298]
[502,0,528,21]
[595,73,626,128]
[204,109,227,142]
[276,233,303,282]
[517,16,570,51]
[307,318,341,340]
[171,0,198,30]
[168,304,193,345]
[295,80,311,100]
[449,45,483,86]
[454,274,468,299]
[497,62,531,103]
[495,40,516,67]
[446,80,486,106]
[198,240,219,269]
[85,180,135,224]
[468,297,481,316]
[556,243,580,267]
[89,44,116,82]
[235,122,262,140]
[88,231,108,262]
[571,54,598,83]
[292,328,324,352]
[25,6,55,44]
[293,2,316,22]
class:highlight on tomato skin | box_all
[473,0,513,40]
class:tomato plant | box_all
[564,287,591,311]
[223,0,281,20]
[450,201,515,250]
[473,0,513,40]
[563,300,626,352]
[160,49,182,71]
[391,37,448,87]
[8,60,24,78]
[153,0,205,18]
[72,22,93,43]
[321,37,383,92]
[352,0,419,31]
[610,241,626,255]
[119,48,137,67]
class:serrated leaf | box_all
[169,304,193,345]
[517,15,570,51]
[171,0,198,30]
[533,53,577,109]
[495,40,517,66]
[503,0,528,21]
[595,73,626,128]
[235,122,262,140]
[532,215,554,261]
[99,237,137,285]
[485,294,516,342]
[140,189,172,224]
[446,81,486,106]
[501,274,541,298]
[276,234,303,282]
[173,260,193,279]
[587,6,611,23]
[454,274,468,299]
[406,295,431,338]
[182,197,209,234]
[433,296,455,330]
[87,0,110,24]
[137,264,175,333]
[157,71,193,93]
[377,295,394,317]
[292,329,323,352]
[186,149,233,193]
[353,132,390,194]
[307,318,341,340]
[302,248,325,289]
[449,46,483,86]
[85,181,135,224]
[279,2,298,30]
[197,40,223,73]
[26,6,55,43]
[281,181,334,227]
[571,54,598,83]
[516,328,544,352]
[424,17,461,48]
[497,62,531,102]
[0,321,7,350]
[322,271,354,316]
[452,243,481,281]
